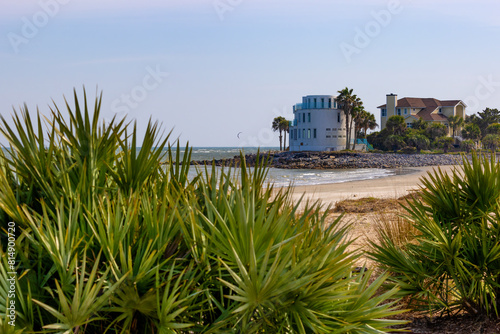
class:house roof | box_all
[377,97,463,109]
[417,107,449,121]
[378,97,464,121]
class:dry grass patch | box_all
[332,192,422,213]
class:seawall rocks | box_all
[191,151,466,169]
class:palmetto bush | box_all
[370,152,500,316]
[0,90,404,333]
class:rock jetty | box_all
[191,151,466,169]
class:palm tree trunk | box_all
[279,129,283,151]
[283,130,287,151]
[353,125,358,150]
[345,113,350,150]
[350,117,356,150]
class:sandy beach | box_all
[290,165,458,207]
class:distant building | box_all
[378,94,467,135]
[289,95,358,152]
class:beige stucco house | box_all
[378,94,466,135]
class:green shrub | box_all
[0,89,405,333]
[486,123,500,135]
[385,135,405,152]
[460,139,475,153]
[483,134,500,152]
[437,136,454,153]
[369,151,500,316]
[406,133,430,153]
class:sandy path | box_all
[285,164,459,268]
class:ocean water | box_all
[264,167,398,187]
[183,147,401,187]
[188,165,399,187]
[169,146,278,161]
[1,147,402,187]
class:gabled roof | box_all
[378,97,465,121]
[417,107,449,121]
[377,97,464,109]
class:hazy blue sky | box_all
[1,0,500,147]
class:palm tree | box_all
[386,115,406,136]
[337,87,363,150]
[353,105,377,143]
[356,110,378,139]
[272,116,286,151]
[437,136,454,153]
[280,118,290,151]
[412,117,428,131]
[483,134,500,152]
[447,115,464,137]
[426,123,447,142]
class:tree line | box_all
[368,108,500,153]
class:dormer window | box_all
[438,107,442,113]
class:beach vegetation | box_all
[0,89,405,333]
[425,123,447,142]
[411,117,428,131]
[482,134,500,152]
[369,152,500,317]
[437,136,454,153]
[462,123,482,143]
[358,109,378,139]
[337,87,363,150]
[460,139,475,153]
[385,134,405,152]
[447,115,464,138]
[487,123,500,135]
[406,133,430,153]
[272,116,288,151]
[466,108,500,139]
[385,116,406,136]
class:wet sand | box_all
[289,165,458,207]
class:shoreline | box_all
[288,165,458,207]
[192,151,465,169]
